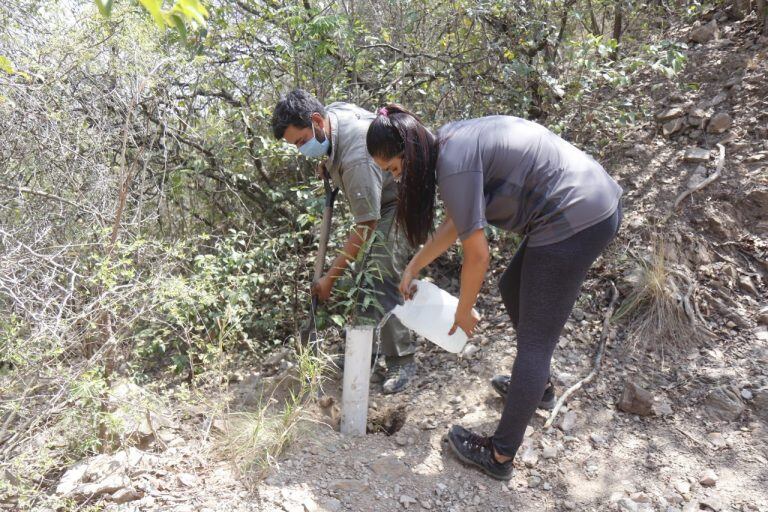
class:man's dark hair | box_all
[271,89,326,139]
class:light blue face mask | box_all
[298,122,330,158]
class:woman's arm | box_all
[400,217,458,298]
[450,228,489,337]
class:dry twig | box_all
[662,143,725,223]
[544,281,619,428]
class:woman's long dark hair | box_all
[366,104,439,247]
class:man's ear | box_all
[310,112,324,127]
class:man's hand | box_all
[449,308,481,337]
[311,275,334,303]
[316,160,329,180]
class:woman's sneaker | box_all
[446,425,513,480]
[490,375,557,410]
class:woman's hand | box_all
[449,308,481,337]
[399,265,418,300]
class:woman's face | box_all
[373,155,404,183]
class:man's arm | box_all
[312,220,377,301]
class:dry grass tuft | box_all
[614,240,707,360]
[214,345,325,481]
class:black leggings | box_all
[492,206,622,458]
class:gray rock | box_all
[703,386,744,422]
[302,497,319,512]
[618,497,639,512]
[656,108,685,122]
[707,112,731,134]
[699,494,723,511]
[328,479,368,493]
[750,387,768,422]
[371,456,410,478]
[589,433,607,447]
[689,19,717,43]
[707,432,727,449]
[687,108,708,128]
[527,475,542,488]
[683,147,711,162]
[74,473,131,501]
[399,495,418,508]
[741,389,753,400]
[663,118,685,136]
[56,463,88,495]
[520,445,539,467]
[110,487,143,504]
[542,445,558,459]
[319,497,342,512]
[686,165,708,190]
[699,469,718,487]
[176,473,197,487]
[618,381,654,416]
[560,410,577,432]
[461,343,480,358]
[674,481,691,495]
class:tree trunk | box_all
[612,0,623,61]
[586,0,601,35]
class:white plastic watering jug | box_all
[391,279,472,353]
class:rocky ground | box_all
[25,7,767,512]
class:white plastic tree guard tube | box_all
[340,325,373,436]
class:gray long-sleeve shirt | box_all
[436,116,623,246]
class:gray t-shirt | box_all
[326,102,398,223]
[437,116,623,246]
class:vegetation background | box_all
[1,0,766,510]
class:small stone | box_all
[328,479,368,493]
[689,19,717,43]
[707,432,727,449]
[542,482,552,491]
[302,497,318,512]
[319,497,342,512]
[527,475,542,488]
[461,344,479,358]
[707,112,731,134]
[741,389,753,400]
[675,481,691,495]
[56,463,88,495]
[572,308,585,321]
[618,497,639,512]
[663,118,685,136]
[560,410,577,432]
[110,487,143,504]
[176,473,197,487]
[371,456,410,478]
[656,108,685,122]
[699,495,723,511]
[618,381,654,416]
[683,147,711,163]
[520,446,539,467]
[699,469,718,487]
[399,495,417,508]
[738,276,759,296]
[564,501,576,510]
[703,385,744,422]
[419,499,432,510]
[542,445,558,459]
[589,433,606,447]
